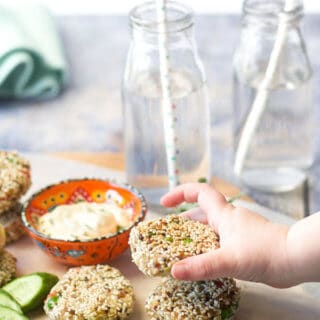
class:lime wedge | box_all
[0,305,29,320]
[3,273,58,312]
[0,289,22,314]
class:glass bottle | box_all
[233,0,313,191]
[122,1,211,205]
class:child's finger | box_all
[161,183,226,208]
[171,248,236,281]
[181,207,208,224]
[161,183,208,207]
[161,183,231,229]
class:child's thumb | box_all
[171,248,236,281]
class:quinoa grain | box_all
[44,265,134,320]
[0,151,31,214]
[129,215,219,277]
[146,277,240,320]
[0,250,17,286]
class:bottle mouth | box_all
[129,1,193,33]
[243,0,303,20]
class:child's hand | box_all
[161,183,313,288]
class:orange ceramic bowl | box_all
[22,178,147,266]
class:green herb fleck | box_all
[47,296,60,310]
[221,306,233,320]
[117,226,125,232]
[165,237,173,243]
[175,202,198,213]
[148,231,156,237]
[198,177,207,183]
[162,266,171,274]
[48,205,57,212]
[226,193,243,204]
[85,223,93,230]
[183,237,193,244]
[6,157,14,163]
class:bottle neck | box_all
[129,1,194,43]
[131,25,194,45]
[243,0,304,29]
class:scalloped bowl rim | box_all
[21,178,148,243]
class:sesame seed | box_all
[146,277,240,320]
[0,151,31,214]
[129,215,219,277]
[44,265,134,320]
[0,203,25,244]
[0,250,16,286]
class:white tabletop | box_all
[8,154,320,319]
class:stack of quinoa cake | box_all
[129,214,240,320]
[0,151,31,244]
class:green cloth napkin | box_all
[0,0,68,99]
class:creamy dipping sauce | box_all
[36,202,134,240]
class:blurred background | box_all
[33,1,320,14]
[1,0,319,152]
[1,0,320,213]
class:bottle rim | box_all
[243,0,303,21]
[129,1,193,33]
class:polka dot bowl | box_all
[22,178,147,266]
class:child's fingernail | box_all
[172,262,188,279]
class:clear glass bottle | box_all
[233,0,313,191]
[122,1,211,204]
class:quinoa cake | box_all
[0,203,25,244]
[146,277,240,320]
[0,151,31,214]
[129,214,219,277]
[44,265,134,320]
[0,250,17,286]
